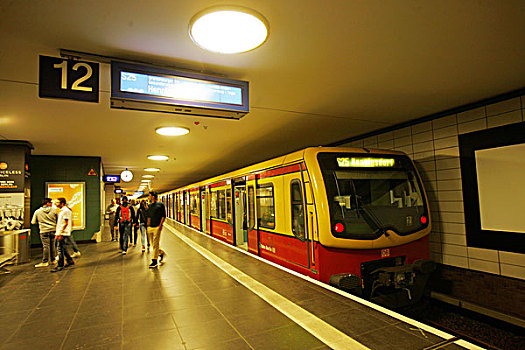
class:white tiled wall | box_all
[342,96,525,280]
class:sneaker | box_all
[64,261,75,268]
[148,261,158,268]
[50,266,63,273]
[71,252,81,258]
[122,251,127,255]
[35,262,49,268]
[159,252,165,263]
[142,246,145,252]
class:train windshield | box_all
[318,153,429,239]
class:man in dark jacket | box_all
[113,196,135,255]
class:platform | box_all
[0,221,484,350]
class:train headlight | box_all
[420,215,428,224]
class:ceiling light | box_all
[189,6,269,54]
[147,155,169,161]
[141,179,151,182]
[144,168,160,172]
[155,127,190,136]
[142,175,154,178]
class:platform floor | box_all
[0,221,480,350]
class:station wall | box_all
[30,155,102,244]
[340,95,525,281]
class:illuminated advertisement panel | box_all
[46,182,85,230]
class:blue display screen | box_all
[120,71,243,106]
[104,175,120,183]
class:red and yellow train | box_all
[160,147,435,308]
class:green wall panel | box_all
[30,155,101,244]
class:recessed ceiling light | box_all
[147,155,169,161]
[144,168,160,172]
[189,6,269,54]
[142,175,154,178]
[155,127,190,136]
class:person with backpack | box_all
[113,196,136,255]
[136,200,150,253]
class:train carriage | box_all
[160,147,435,308]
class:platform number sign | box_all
[39,55,99,103]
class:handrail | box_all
[1,229,30,237]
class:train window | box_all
[217,190,226,220]
[210,191,218,218]
[190,193,198,215]
[257,184,275,229]
[248,186,255,229]
[226,188,232,223]
[291,180,305,240]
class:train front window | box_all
[318,153,428,239]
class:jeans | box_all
[64,235,79,253]
[130,224,138,245]
[139,223,147,247]
[119,222,131,252]
[57,237,73,267]
[40,232,55,263]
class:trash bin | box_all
[15,229,31,264]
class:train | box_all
[160,147,436,308]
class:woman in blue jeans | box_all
[137,200,150,252]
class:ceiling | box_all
[1,0,524,193]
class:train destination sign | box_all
[111,61,249,119]
[337,157,395,168]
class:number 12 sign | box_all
[39,55,99,102]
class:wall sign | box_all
[104,175,121,183]
[39,55,99,103]
[0,148,25,193]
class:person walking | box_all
[114,196,135,255]
[106,199,118,241]
[146,191,166,268]
[137,200,149,253]
[130,199,139,247]
[51,197,74,272]
[31,198,57,267]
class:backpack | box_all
[120,205,131,222]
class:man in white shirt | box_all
[51,197,75,272]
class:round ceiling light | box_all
[142,175,155,178]
[155,127,190,136]
[147,155,169,161]
[144,168,160,172]
[189,6,269,54]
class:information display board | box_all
[111,61,249,119]
[46,182,85,230]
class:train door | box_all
[200,188,207,233]
[234,185,247,250]
[246,175,259,255]
[301,167,318,274]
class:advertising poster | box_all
[0,193,24,232]
[0,149,24,192]
[46,182,85,230]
